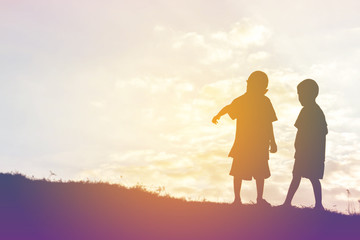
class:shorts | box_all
[229,157,271,180]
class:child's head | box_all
[246,71,268,94]
[297,79,319,106]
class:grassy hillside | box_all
[0,173,359,240]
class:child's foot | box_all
[314,204,325,211]
[280,201,292,208]
[232,198,242,206]
[257,198,271,207]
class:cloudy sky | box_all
[1,0,360,213]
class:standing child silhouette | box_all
[212,71,277,205]
[283,79,327,210]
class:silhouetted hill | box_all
[0,173,359,240]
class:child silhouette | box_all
[212,71,277,205]
[283,79,328,210]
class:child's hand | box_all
[269,142,277,153]
[212,115,220,124]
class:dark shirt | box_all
[294,103,327,162]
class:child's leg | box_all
[283,175,301,205]
[310,178,323,208]
[233,176,242,203]
[256,178,271,205]
[255,178,265,200]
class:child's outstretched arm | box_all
[269,123,277,153]
[212,105,231,124]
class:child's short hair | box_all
[297,79,319,99]
[247,71,268,89]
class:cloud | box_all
[247,51,270,62]
[169,20,272,65]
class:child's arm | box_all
[212,105,231,124]
[269,122,277,153]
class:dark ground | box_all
[0,173,359,240]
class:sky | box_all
[1,0,360,213]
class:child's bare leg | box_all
[310,178,323,209]
[283,175,301,206]
[233,176,242,203]
[255,178,265,201]
[256,178,271,205]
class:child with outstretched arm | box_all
[212,71,277,205]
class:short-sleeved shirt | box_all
[293,103,327,179]
[227,93,277,161]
